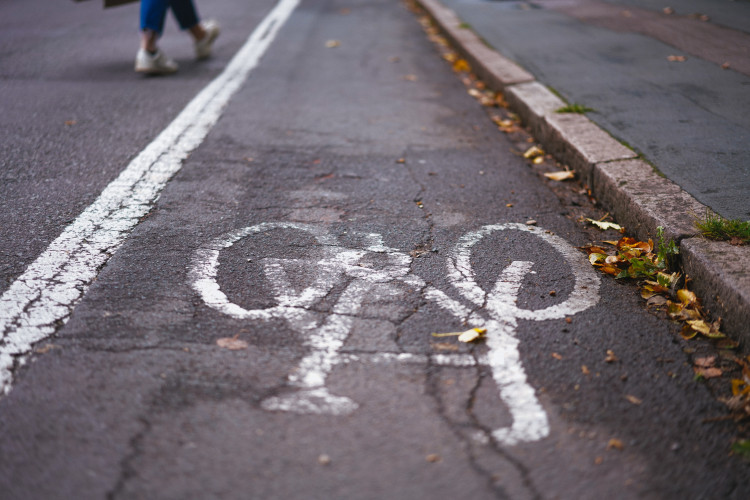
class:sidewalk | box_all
[415,0,750,341]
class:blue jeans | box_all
[140,0,200,34]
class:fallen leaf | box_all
[625,394,642,405]
[216,335,249,350]
[523,145,544,159]
[694,367,722,378]
[318,454,332,465]
[586,219,623,231]
[432,342,459,351]
[667,55,686,62]
[458,328,486,343]
[607,438,625,451]
[403,74,418,82]
[676,289,697,306]
[551,352,563,360]
[605,350,618,363]
[582,365,590,375]
[452,59,471,72]
[544,170,575,181]
[721,62,731,70]
[426,453,441,463]
[694,356,716,368]
[64,120,77,126]
[663,7,674,15]
[432,327,486,343]
[526,220,537,226]
[325,39,341,48]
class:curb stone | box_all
[415,0,750,345]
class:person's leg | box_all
[168,0,220,59]
[141,0,170,33]
[169,0,201,32]
[136,0,178,74]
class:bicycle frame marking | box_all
[190,222,600,446]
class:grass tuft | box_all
[695,211,750,244]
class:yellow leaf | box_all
[452,59,471,72]
[607,438,625,451]
[458,327,487,343]
[677,289,697,306]
[432,328,486,342]
[687,320,711,335]
[586,219,623,231]
[589,253,607,265]
[680,324,698,339]
[523,146,544,159]
[544,170,575,181]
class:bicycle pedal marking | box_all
[189,222,600,446]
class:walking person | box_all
[135,0,220,75]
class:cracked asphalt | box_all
[0,0,748,498]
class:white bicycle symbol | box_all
[189,222,599,446]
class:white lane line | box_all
[0,0,301,395]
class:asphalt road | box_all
[0,0,748,498]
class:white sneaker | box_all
[135,48,178,75]
[195,20,220,59]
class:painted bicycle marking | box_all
[189,222,600,446]
[426,223,600,445]
[190,222,424,415]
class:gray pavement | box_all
[418,0,750,342]
[441,0,750,221]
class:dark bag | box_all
[104,0,139,7]
[72,0,139,7]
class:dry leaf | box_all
[582,365,590,375]
[432,327,486,343]
[432,342,459,351]
[325,40,341,48]
[607,438,625,450]
[544,170,575,181]
[523,146,544,159]
[452,59,471,72]
[458,327,486,343]
[667,55,686,62]
[694,356,716,368]
[403,74,418,82]
[216,335,248,350]
[605,350,618,363]
[625,394,642,405]
[586,219,623,231]
[318,454,332,465]
[426,453,441,463]
[551,352,563,360]
[694,367,722,378]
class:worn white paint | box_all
[191,222,599,443]
[190,223,424,415]
[427,223,600,446]
[191,222,598,443]
[0,0,301,395]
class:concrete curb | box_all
[416,0,750,344]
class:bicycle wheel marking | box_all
[190,222,600,445]
[428,223,600,445]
